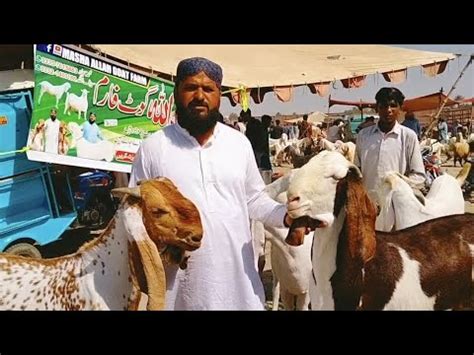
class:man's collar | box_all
[375,121,401,135]
[174,121,220,148]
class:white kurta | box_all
[129,122,287,310]
[43,118,60,154]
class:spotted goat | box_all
[0,177,203,310]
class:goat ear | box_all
[128,238,166,310]
[345,174,377,264]
[347,165,363,179]
[111,187,141,199]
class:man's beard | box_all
[176,102,220,137]
[51,116,57,121]
[88,119,95,124]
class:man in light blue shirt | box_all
[82,112,104,143]
[437,117,448,144]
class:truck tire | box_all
[5,243,42,258]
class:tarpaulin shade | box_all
[329,92,459,112]
[89,45,457,103]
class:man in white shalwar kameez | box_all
[130,57,292,310]
[43,108,60,154]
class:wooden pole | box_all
[425,55,474,136]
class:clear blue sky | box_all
[220,45,474,117]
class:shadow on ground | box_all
[40,228,96,258]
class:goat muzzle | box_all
[286,216,327,246]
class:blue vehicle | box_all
[0,88,78,257]
[71,170,117,228]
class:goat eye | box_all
[152,208,169,216]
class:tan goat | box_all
[0,178,203,310]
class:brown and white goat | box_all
[285,151,472,310]
[0,178,203,310]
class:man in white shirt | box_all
[43,108,60,154]
[130,57,293,310]
[235,112,247,134]
[355,87,426,204]
[326,119,344,142]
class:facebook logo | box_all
[36,44,62,56]
[37,44,51,53]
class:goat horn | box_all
[111,187,141,199]
[456,162,471,186]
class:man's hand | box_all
[284,213,293,228]
[272,171,284,181]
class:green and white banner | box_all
[27,44,175,172]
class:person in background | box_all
[437,117,448,144]
[355,87,425,204]
[270,119,284,139]
[82,112,104,143]
[43,108,61,154]
[298,114,311,139]
[326,119,344,142]
[402,111,421,139]
[356,116,375,133]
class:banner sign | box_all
[27,44,176,172]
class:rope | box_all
[0,146,30,156]
[222,85,250,112]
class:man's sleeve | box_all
[244,142,287,228]
[354,133,362,168]
[407,133,426,185]
[129,145,151,187]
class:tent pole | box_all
[425,55,473,136]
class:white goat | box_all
[38,81,71,107]
[68,122,115,162]
[285,151,472,310]
[0,178,203,310]
[64,89,89,120]
[375,168,468,232]
[252,170,313,310]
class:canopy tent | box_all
[88,45,457,105]
[282,111,327,124]
[403,92,459,112]
[307,111,328,124]
[329,91,460,112]
[329,97,376,110]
